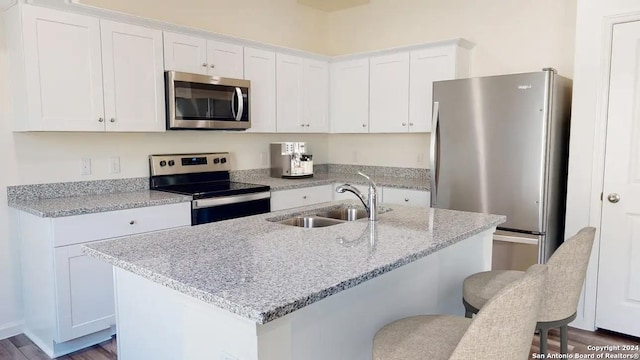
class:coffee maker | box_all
[270,142,313,178]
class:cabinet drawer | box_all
[52,202,191,247]
[382,187,430,208]
[270,185,333,211]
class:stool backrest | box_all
[450,264,548,360]
[539,227,596,321]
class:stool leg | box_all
[539,327,549,356]
[560,325,569,354]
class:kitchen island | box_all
[84,201,505,360]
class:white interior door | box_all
[596,20,640,338]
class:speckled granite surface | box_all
[84,200,504,324]
[9,191,192,218]
[7,177,149,202]
[247,173,429,191]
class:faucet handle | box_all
[357,171,377,189]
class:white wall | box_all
[564,0,640,331]
[325,0,577,167]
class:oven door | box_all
[191,192,270,225]
[166,71,250,130]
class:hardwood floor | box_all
[0,327,637,359]
[0,335,116,360]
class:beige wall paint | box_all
[327,0,577,77]
[328,134,429,168]
[81,0,328,54]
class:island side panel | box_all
[113,268,260,360]
[256,228,495,360]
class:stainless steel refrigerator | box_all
[430,69,572,268]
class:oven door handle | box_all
[192,192,271,209]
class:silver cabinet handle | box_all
[430,102,440,206]
[608,193,621,203]
[98,117,104,123]
[303,195,307,199]
[210,64,215,68]
[409,123,414,126]
[402,122,407,126]
[202,63,208,67]
[129,220,135,225]
[362,124,366,127]
[301,124,305,127]
[404,198,409,202]
[306,124,310,127]
[110,118,115,123]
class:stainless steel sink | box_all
[315,208,368,221]
[279,216,345,228]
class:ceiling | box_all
[297,0,370,12]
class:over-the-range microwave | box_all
[165,71,251,130]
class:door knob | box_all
[607,193,621,203]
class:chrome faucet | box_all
[335,172,378,221]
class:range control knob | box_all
[159,160,167,167]
[213,158,220,164]
[220,158,227,164]
[168,160,175,166]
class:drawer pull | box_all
[129,220,136,225]
[303,195,307,199]
[404,198,409,202]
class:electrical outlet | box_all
[110,157,121,174]
[80,158,91,175]
[260,152,268,166]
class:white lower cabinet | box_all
[270,185,333,211]
[54,243,116,342]
[15,202,191,358]
[382,187,430,208]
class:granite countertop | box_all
[84,200,504,324]
[9,190,192,218]
[249,174,429,191]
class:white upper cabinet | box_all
[17,6,105,131]
[329,58,370,133]
[303,59,329,133]
[163,32,207,75]
[244,47,276,133]
[10,5,165,132]
[369,52,410,133]
[101,21,165,132]
[409,46,459,132]
[276,53,304,133]
[163,32,244,78]
[206,40,244,78]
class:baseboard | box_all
[0,320,23,340]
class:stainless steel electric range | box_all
[149,152,271,225]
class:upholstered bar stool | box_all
[372,264,548,360]
[462,227,596,355]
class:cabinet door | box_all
[207,40,244,78]
[382,187,430,208]
[369,52,410,133]
[163,31,207,75]
[244,47,276,133]
[101,20,165,132]
[409,47,456,132]
[21,6,105,131]
[330,59,369,133]
[54,243,115,342]
[276,53,304,133]
[303,59,329,133]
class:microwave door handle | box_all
[231,89,237,119]
[235,87,244,121]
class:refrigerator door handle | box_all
[430,101,440,206]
